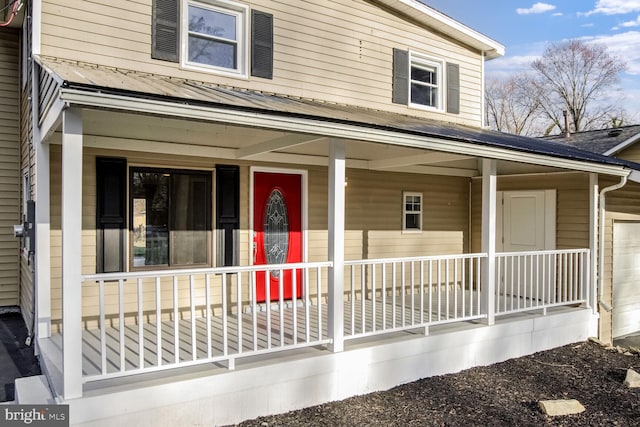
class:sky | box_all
[423,0,640,123]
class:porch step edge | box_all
[15,375,56,404]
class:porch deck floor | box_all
[49,289,552,380]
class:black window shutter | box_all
[216,165,240,266]
[392,48,409,105]
[446,62,460,114]
[152,0,179,62]
[96,158,127,273]
[251,10,274,79]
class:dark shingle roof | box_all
[543,125,640,155]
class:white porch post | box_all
[32,64,52,340]
[61,108,83,399]
[589,173,599,313]
[481,158,497,325]
[35,140,51,339]
[328,138,345,352]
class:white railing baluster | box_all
[205,274,211,359]
[292,269,297,345]
[251,271,258,351]
[401,262,406,327]
[411,261,415,325]
[445,259,449,321]
[381,264,386,330]
[372,264,377,332]
[304,267,310,343]
[392,262,397,328]
[468,258,473,317]
[350,265,355,335]
[279,269,284,347]
[99,280,106,375]
[461,259,465,317]
[428,260,433,322]
[190,275,196,361]
[237,273,243,354]
[265,270,271,349]
[420,260,424,324]
[437,259,442,321]
[360,264,365,333]
[222,273,228,356]
[137,278,144,369]
[173,276,179,364]
[453,259,458,319]
[119,279,125,372]
[155,277,162,367]
[317,266,322,341]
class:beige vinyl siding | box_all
[471,173,591,253]
[0,30,20,307]
[597,178,640,344]
[616,143,640,163]
[345,169,469,259]
[40,0,484,126]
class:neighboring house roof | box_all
[38,57,640,175]
[375,0,505,59]
[543,125,640,156]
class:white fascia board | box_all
[58,88,630,177]
[32,1,41,56]
[603,133,640,156]
[627,169,640,184]
[376,0,505,59]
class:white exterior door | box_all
[498,190,556,304]
[613,222,640,338]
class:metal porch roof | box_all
[38,57,640,173]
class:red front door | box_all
[253,172,303,302]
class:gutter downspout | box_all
[598,175,627,317]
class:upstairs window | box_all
[403,192,422,232]
[152,0,273,78]
[184,0,248,75]
[393,48,459,114]
[410,53,442,110]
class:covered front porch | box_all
[27,58,639,425]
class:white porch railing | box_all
[81,262,331,382]
[344,253,487,340]
[495,249,590,316]
[77,249,591,383]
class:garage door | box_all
[613,222,640,338]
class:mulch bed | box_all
[238,341,640,426]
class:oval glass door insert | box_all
[263,189,289,277]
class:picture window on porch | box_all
[184,0,247,74]
[403,192,422,232]
[130,167,212,268]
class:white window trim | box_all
[402,191,423,233]
[408,51,445,112]
[181,0,249,78]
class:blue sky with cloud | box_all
[423,0,640,122]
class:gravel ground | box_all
[238,341,640,426]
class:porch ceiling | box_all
[50,109,567,177]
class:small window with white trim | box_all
[409,52,444,111]
[183,0,248,76]
[403,192,422,232]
